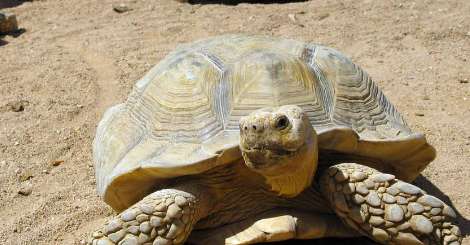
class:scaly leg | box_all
[320,163,462,245]
[188,209,360,245]
[89,187,210,245]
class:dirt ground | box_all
[0,0,469,244]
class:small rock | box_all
[18,169,33,182]
[18,185,32,196]
[414,112,425,117]
[458,78,468,84]
[318,13,330,20]
[0,12,18,35]
[51,160,64,167]
[113,3,131,13]
[7,100,28,112]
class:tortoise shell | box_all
[93,35,435,211]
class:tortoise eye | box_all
[274,115,289,130]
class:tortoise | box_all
[89,35,461,245]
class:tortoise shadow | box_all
[413,175,470,237]
[0,0,28,9]
[186,0,306,5]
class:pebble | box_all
[408,202,425,214]
[410,215,433,234]
[366,192,381,207]
[113,3,131,13]
[417,195,444,208]
[18,185,32,196]
[385,204,404,222]
[7,100,27,112]
[415,112,425,117]
[51,160,64,167]
[459,78,468,84]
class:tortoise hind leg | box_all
[320,163,462,245]
[89,187,210,245]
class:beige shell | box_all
[93,35,435,211]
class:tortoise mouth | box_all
[240,144,304,170]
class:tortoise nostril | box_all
[244,126,248,131]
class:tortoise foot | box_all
[320,163,462,245]
[89,189,198,245]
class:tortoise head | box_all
[239,105,318,197]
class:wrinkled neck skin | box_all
[239,105,319,197]
[263,136,318,197]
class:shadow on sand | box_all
[0,0,30,9]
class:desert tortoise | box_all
[89,35,461,245]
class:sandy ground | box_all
[0,0,469,244]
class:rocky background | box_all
[0,0,469,244]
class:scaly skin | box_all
[320,163,462,245]
[89,189,204,245]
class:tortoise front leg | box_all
[320,163,462,245]
[89,186,211,245]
